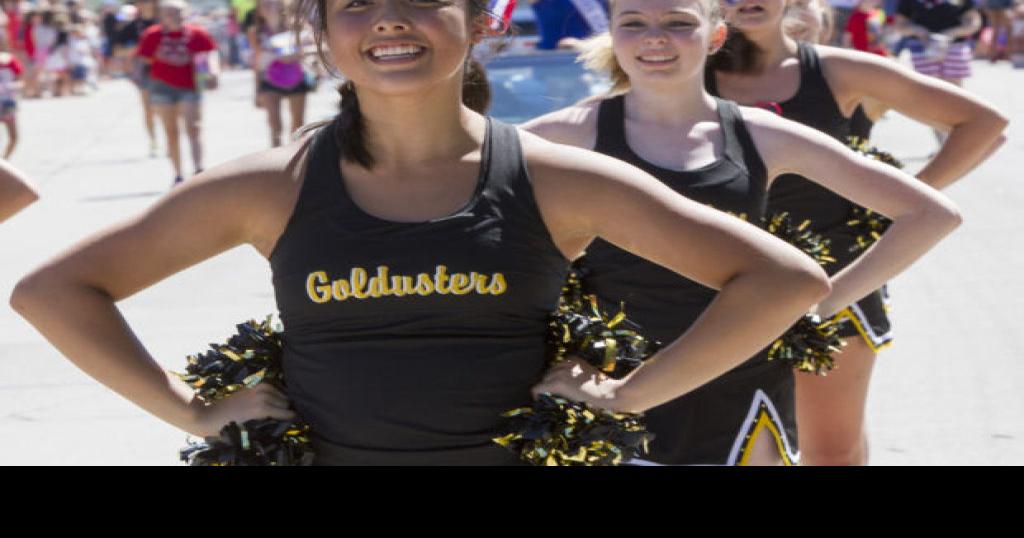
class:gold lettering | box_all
[350,267,369,299]
[332,279,351,301]
[434,265,451,294]
[390,276,406,297]
[488,273,507,295]
[401,276,416,296]
[306,271,332,304]
[415,274,434,296]
[374,266,391,297]
[474,273,489,294]
[450,273,472,295]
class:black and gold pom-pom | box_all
[179,419,315,466]
[844,137,900,254]
[547,267,662,379]
[768,314,846,376]
[845,205,893,254]
[493,393,654,466]
[496,266,659,466]
[762,212,836,266]
[174,316,315,466]
[847,136,905,170]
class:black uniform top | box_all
[270,119,569,464]
[708,41,860,272]
[580,95,772,464]
[583,95,768,344]
[850,105,874,140]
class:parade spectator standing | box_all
[983,0,1014,60]
[1012,0,1024,66]
[137,0,219,186]
[116,0,160,157]
[845,0,891,54]
[0,40,23,157]
[247,0,312,147]
[895,0,981,89]
[100,0,120,77]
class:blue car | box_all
[480,43,611,124]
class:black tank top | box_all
[583,96,774,464]
[707,42,860,272]
[849,105,874,140]
[269,118,568,464]
[582,95,768,345]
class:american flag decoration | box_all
[488,0,517,32]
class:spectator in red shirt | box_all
[138,0,220,186]
[844,0,890,55]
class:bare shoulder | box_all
[517,126,647,191]
[519,97,603,149]
[164,129,318,257]
[814,44,912,85]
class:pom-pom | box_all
[768,314,846,376]
[546,268,662,379]
[762,212,836,266]
[174,316,315,466]
[179,419,315,466]
[492,393,654,466]
[845,205,893,254]
[844,137,900,254]
[496,267,659,466]
[847,136,905,170]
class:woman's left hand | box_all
[531,358,639,414]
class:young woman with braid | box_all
[9,0,838,465]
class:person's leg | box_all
[3,115,17,159]
[794,337,877,466]
[180,97,203,174]
[263,91,284,147]
[154,101,183,180]
[139,87,158,155]
[287,92,308,138]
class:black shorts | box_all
[835,285,893,353]
[258,78,314,96]
[626,352,799,466]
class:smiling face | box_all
[610,0,725,86]
[324,0,485,98]
[721,0,788,33]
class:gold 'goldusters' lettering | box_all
[304,266,508,304]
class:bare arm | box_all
[523,132,831,412]
[942,10,983,40]
[823,46,1009,190]
[745,107,962,317]
[0,160,39,224]
[8,143,309,437]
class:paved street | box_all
[0,63,1021,466]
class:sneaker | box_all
[149,141,158,158]
[172,175,184,187]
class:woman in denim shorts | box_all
[137,0,219,186]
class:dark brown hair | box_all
[706,25,761,74]
[295,0,495,169]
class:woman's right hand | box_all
[189,383,299,438]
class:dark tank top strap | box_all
[481,117,568,262]
[593,95,628,154]
[716,99,767,184]
[268,120,347,262]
